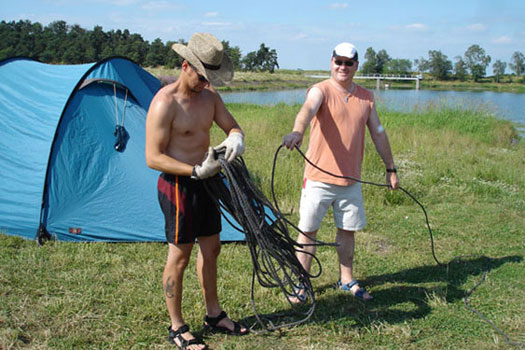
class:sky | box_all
[2,0,525,72]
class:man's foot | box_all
[203,311,248,336]
[168,324,207,350]
[287,283,309,304]
[337,279,373,301]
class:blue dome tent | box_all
[0,57,244,243]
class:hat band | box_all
[202,61,221,71]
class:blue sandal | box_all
[290,282,309,303]
[337,279,373,301]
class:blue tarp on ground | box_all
[0,57,245,242]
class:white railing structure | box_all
[306,73,423,89]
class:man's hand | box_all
[282,131,303,150]
[387,172,399,190]
[193,148,221,179]
[214,132,244,162]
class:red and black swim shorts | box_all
[157,173,221,244]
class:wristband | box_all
[386,167,397,173]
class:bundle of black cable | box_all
[204,153,321,332]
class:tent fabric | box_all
[0,57,244,242]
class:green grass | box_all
[1,105,524,349]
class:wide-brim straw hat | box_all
[172,32,233,86]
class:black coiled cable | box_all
[204,153,333,332]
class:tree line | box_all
[361,45,525,82]
[0,20,279,72]
[3,19,524,82]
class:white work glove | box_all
[214,132,245,162]
[192,147,221,180]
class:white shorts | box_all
[298,179,366,232]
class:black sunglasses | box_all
[189,64,209,83]
[334,59,355,67]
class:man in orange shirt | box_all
[283,42,399,302]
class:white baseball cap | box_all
[332,42,358,61]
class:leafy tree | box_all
[384,59,412,74]
[145,38,167,67]
[165,39,186,68]
[414,57,429,73]
[127,33,149,64]
[62,24,89,64]
[361,47,377,74]
[427,50,452,80]
[242,43,279,72]
[492,60,506,83]
[464,44,491,82]
[0,19,268,72]
[454,56,467,81]
[376,49,391,74]
[43,20,69,62]
[509,51,525,76]
[87,25,106,61]
[222,40,242,71]
[241,51,258,71]
[360,47,391,74]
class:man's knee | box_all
[203,241,221,259]
[299,230,318,241]
[166,245,193,270]
[198,234,221,258]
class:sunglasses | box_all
[189,64,209,83]
[334,59,355,67]
[196,72,208,83]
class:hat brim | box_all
[172,43,233,87]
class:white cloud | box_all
[141,1,183,11]
[205,12,218,17]
[467,23,486,32]
[202,21,232,27]
[291,33,308,40]
[330,3,348,8]
[493,36,512,44]
[405,23,428,31]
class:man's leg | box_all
[164,242,206,350]
[287,230,318,303]
[197,234,247,333]
[336,228,372,300]
[296,230,318,275]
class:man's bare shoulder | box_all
[148,85,180,117]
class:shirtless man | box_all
[145,32,247,350]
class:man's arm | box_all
[212,92,244,162]
[145,95,193,176]
[213,92,243,137]
[282,86,323,149]
[367,105,399,189]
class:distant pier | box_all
[306,73,423,89]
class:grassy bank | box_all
[146,67,525,93]
[1,105,524,349]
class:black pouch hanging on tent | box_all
[114,125,129,152]
[113,83,129,152]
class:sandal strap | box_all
[338,279,359,291]
[204,310,227,327]
[169,324,190,336]
[169,325,204,349]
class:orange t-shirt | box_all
[304,79,374,186]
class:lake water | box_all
[221,88,525,136]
